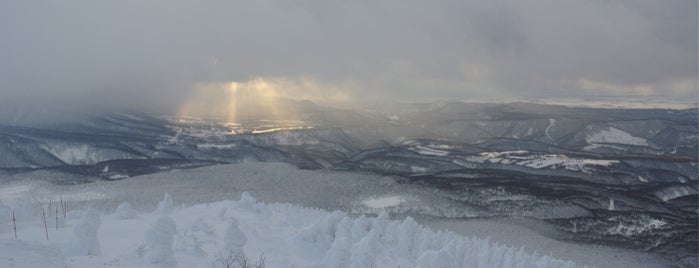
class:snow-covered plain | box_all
[0,163,671,267]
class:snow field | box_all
[585,127,649,146]
[0,163,672,267]
[361,196,406,209]
[0,192,582,268]
[465,150,619,173]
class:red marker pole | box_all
[42,207,48,240]
[12,211,17,239]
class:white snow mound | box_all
[586,127,648,146]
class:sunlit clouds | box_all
[177,77,351,122]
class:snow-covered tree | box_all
[145,216,178,266]
[156,193,174,214]
[115,202,137,219]
[223,217,246,255]
[69,209,101,256]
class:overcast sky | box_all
[1,0,697,111]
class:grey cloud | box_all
[0,0,696,112]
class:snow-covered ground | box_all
[0,162,670,267]
[0,193,582,268]
[362,196,406,209]
[463,150,619,173]
[585,127,649,147]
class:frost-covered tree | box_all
[156,193,174,214]
[237,192,257,210]
[325,217,352,267]
[69,209,101,256]
[115,202,137,219]
[397,216,419,257]
[223,217,246,255]
[145,216,178,266]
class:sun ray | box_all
[177,77,352,125]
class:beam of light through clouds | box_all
[0,0,696,114]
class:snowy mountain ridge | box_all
[0,102,695,267]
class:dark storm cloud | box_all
[0,0,696,111]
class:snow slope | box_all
[465,150,619,173]
[0,163,674,267]
[0,192,580,268]
[585,127,648,146]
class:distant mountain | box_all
[0,102,696,265]
[0,102,696,180]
